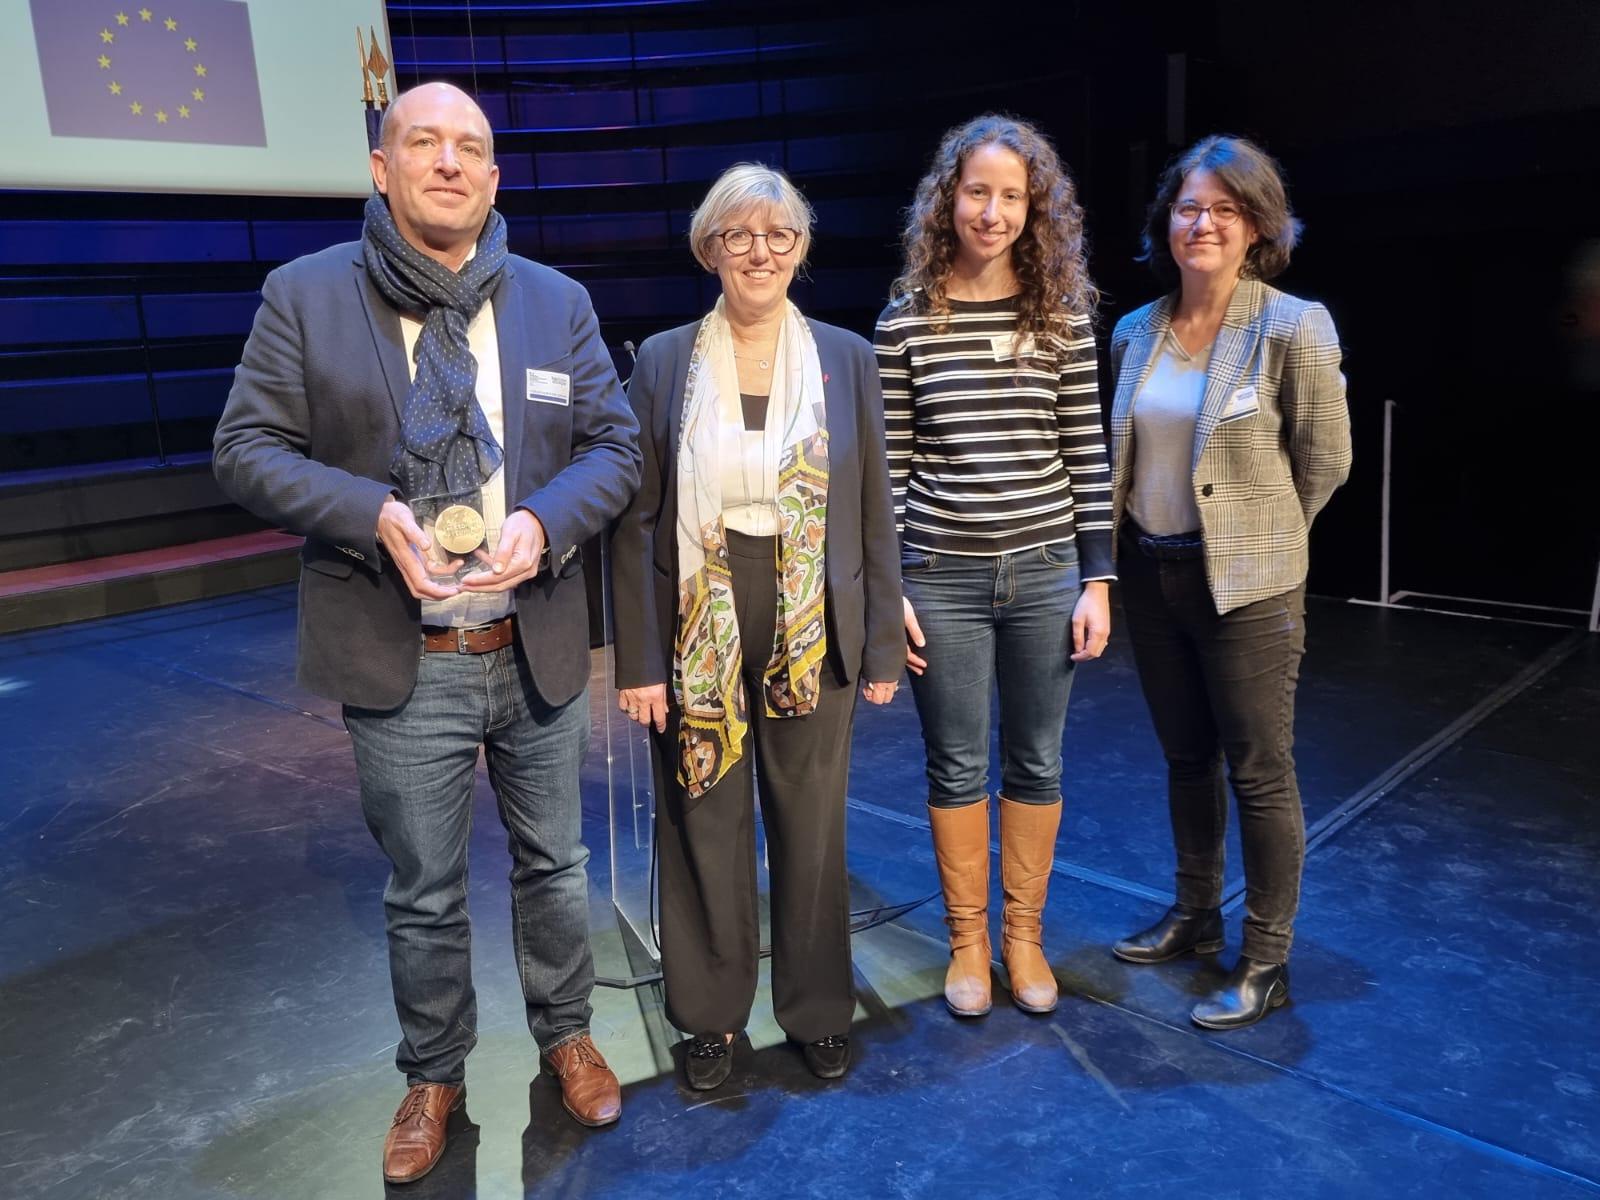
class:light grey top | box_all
[1127,331,1210,536]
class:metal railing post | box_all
[1589,557,1599,634]
[1380,399,1394,604]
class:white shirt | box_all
[400,296,515,628]
[721,394,780,537]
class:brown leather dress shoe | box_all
[541,1033,622,1128]
[381,1082,463,1184]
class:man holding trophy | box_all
[213,82,641,1182]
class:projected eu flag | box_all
[28,0,267,147]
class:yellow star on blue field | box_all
[184,37,196,52]
[115,12,129,25]
[108,80,122,95]
[130,100,143,115]
[138,7,152,21]
[98,54,111,69]
[100,28,114,43]
[192,87,204,101]
[194,63,206,77]
[164,17,177,31]
[156,110,168,123]
[178,104,190,118]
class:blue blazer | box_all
[214,240,641,709]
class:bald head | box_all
[370,82,500,269]
[380,82,495,163]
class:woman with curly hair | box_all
[874,115,1114,1018]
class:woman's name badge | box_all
[1220,385,1259,421]
[526,368,571,406]
[990,334,1036,360]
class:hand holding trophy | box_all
[459,506,545,592]
[375,495,464,602]
[409,491,499,584]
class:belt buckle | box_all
[457,627,471,654]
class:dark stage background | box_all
[2,0,1597,613]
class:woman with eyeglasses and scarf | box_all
[610,163,904,1089]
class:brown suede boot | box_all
[999,796,1061,1013]
[927,798,993,1017]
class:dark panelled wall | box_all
[1192,0,1600,611]
[2,1,1596,611]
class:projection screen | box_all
[0,0,395,197]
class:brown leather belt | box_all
[422,615,515,654]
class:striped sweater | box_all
[873,296,1115,579]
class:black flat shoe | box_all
[683,1033,734,1091]
[802,1034,851,1080]
[1112,904,1224,964]
[1191,957,1289,1030]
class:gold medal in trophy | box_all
[433,504,486,555]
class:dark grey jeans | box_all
[344,641,595,1085]
[1118,533,1307,964]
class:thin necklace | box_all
[732,350,772,371]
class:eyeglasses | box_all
[717,227,799,255]
[1170,200,1248,228]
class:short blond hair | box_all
[688,163,815,272]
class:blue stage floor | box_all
[0,588,1595,1198]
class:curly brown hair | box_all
[889,114,1097,349]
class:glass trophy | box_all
[408,490,500,583]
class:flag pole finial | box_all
[368,28,392,108]
[357,26,374,107]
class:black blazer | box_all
[214,241,642,709]
[610,316,905,693]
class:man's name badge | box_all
[526,368,572,406]
[434,505,487,555]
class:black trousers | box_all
[654,530,857,1042]
[1118,530,1308,964]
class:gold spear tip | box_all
[357,25,374,103]
[366,27,391,78]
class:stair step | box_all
[0,530,302,634]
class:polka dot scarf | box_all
[362,192,508,499]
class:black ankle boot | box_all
[802,1034,851,1080]
[1112,904,1224,964]
[683,1033,734,1090]
[1190,957,1289,1030]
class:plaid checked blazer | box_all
[1107,278,1352,614]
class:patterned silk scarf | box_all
[361,192,508,499]
[673,298,830,799]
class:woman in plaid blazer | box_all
[1106,135,1352,1029]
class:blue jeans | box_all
[901,544,1082,808]
[344,641,594,1085]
